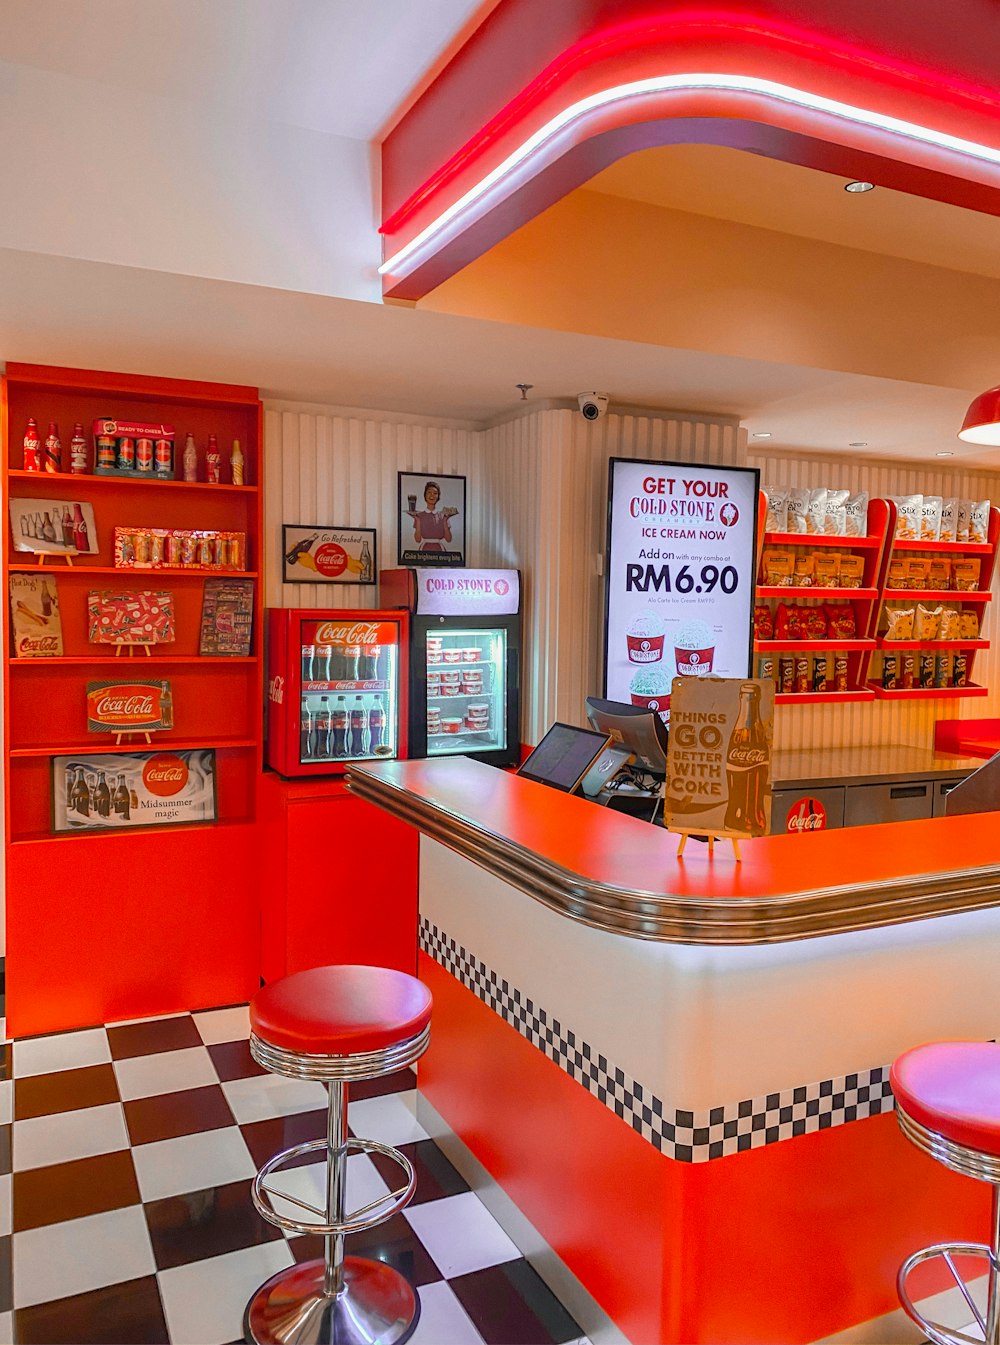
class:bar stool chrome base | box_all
[244,1255,420,1345]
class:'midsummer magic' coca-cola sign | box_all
[86,679,172,732]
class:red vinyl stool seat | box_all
[244,966,432,1345]
[892,1041,1000,1345]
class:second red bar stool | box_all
[242,964,433,1345]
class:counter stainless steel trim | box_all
[347,764,1000,946]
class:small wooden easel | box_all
[36,549,77,568]
[114,644,153,658]
[674,829,742,862]
[113,731,153,746]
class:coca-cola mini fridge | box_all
[266,608,409,777]
[380,569,520,768]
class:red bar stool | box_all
[892,1041,1000,1345]
[243,965,432,1345]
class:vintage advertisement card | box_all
[9,573,63,657]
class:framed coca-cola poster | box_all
[86,680,174,734]
[663,676,774,840]
[51,748,217,833]
[282,524,376,585]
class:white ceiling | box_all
[0,0,491,140]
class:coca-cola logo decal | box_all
[786,796,828,833]
[143,753,189,797]
[311,620,386,646]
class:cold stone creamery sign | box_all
[413,568,520,617]
[664,676,774,838]
[604,458,759,715]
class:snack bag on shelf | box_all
[928,557,952,590]
[814,553,840,587]
[824,488,849,536]
[959,609,980,640]
[920,496,943,541]
[939,606,961,641]
[893,494,922,541]
[802,605,828,639]
[886,558,907,590]
[884,605,915,640]
[970,499,991,545]
[905,558,931,590]
[914,604,943,640]
[957,499,972,543]
[952,558,982,591]
[762,549,795,586]
[806,487,828,535]
[786,488,810,534]
[844,491,869,538]
[824,604,857,640]
[775,603,792,640]
[765,488,789,533]
[794,555,816,587]
[754,604,774,640]
[838,555,865,588]
[939,498,959,544]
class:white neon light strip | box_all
[379,71,1000,277]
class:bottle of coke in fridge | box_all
[301,644,315,682]
[300,704,314,760]
[368,697,385,752]
[350,697,366,755]
[332,696,348,756]
[314,697,332,757]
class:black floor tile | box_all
[15,1063,120,1120]
[14,1274,169,1344]
[125,1084,235,1145]
[450,1259,583,1344]
[349,1067,417,1102]
[107,1017,201,1060]
[0,1234,10,1314]
[208,1039,266,1082]
[370,1138,470,1206]
[13,1149,140,1232]
[0,1124,10,1178]
[290,1210,444,1287]
[0,1043,11,1081]
[145,1178,283,1270]
[240,1109,328,1170]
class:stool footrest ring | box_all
[898,1241,997,1345]
[251,1135,416,1238]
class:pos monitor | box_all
[516,722,612,794]
[585,697,669,779]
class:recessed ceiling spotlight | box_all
[849,441,867,447]
[935,450,954,457]
[751,431,772,438]
[845,180,875,193]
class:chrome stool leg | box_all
[324,1078,347,1299]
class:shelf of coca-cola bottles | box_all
[2,363,264,840]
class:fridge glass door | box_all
[298,618,400,766]
[427,627,507,756]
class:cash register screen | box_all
[516,723,612,794]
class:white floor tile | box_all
[158,1240,294,1345]
[0,1173,10,1237]
[222,1073,327,1125]
[13,1102,128,1171]
[0,1079,11,1126]
[412,1281,487,1345]
[133,1126,256,1202]
[193,1004,250,1046]
[405,1191,521,1279]
[275,1152,391,1233]
[113,1045,219,1101]
[348,1090,429,1147]
[0,1310,11,1344]
[14,1027,110,1078]
[13,1205,154,1308]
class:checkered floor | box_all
[0,1004,588,1345]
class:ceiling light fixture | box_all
[959,385,1000,445]
[849,441,867,447]
[751,431,772,438]
[845,180,876,192]
[379,72,1000,278]
[936,450,954,457]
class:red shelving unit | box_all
[869,503,1000,698]
[2,362,265,1035]
[763,531,883,550]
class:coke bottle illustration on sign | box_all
[264,607,409,775]
[724,682,770,835]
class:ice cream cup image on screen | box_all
[626,610,666,663]
[630,666,672,711]
[674,618,715,676]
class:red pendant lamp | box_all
[959,386,1000,445]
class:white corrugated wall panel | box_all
[750,449,1000,752]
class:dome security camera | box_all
[577,392,609,422]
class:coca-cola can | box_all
[166,534,182,565]
[150,533,165,565]
[135,437,153,472]
[117,436,135,472]
[154,439,172,475]
[97,435,117,471]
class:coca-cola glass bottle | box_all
[723,683,769,835]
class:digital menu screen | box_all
[603,458,759,715]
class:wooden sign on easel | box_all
[663,676,775,861]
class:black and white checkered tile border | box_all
[420,917,895,1163]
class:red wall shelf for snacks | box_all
[868,684,989,700]
[875,639,990,651]
[756,639,875,653]
[775,690,876,705]
[763,531,883,550]
[888,588,993,602]
[891,538,992,555]
[757,586,879,601]
[2,362,264,1035]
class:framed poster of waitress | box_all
[397,471,466,567]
